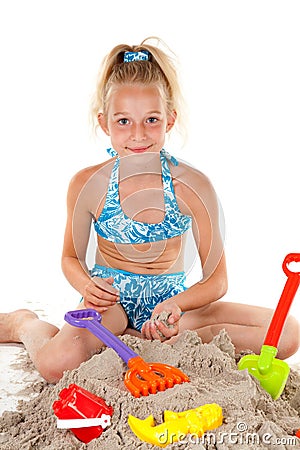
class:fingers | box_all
[83,276,120,310]
[93,276,120,297]
[155,319,178,340]
[141,319,179,341]
[167,310,181,325]
[83,300,109,314]
[141,321,158,341]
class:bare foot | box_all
[0,309,38,343]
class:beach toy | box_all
[128,403,223,447]
[65,309,189,398]
[238,253,300,399]
[52,383,113,443]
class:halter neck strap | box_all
[106,148,178,166]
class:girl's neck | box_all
[119,151,162,180]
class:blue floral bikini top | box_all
[93,148,192,244]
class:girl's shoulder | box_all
[65,159,117,212]
[173,158,213,191]
[68,158,115,194]
[172,158,218,210]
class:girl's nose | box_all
[131,123,146,140]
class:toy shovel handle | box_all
[264,253,300,348]
[65,309,138,364]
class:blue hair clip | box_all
[123,50,149,63]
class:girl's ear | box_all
[98,113,110,136]
[166,110,177,133]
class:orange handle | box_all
[264,253,300,347]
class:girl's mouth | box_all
[126,145,152,153]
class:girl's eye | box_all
[118,118,129,125]
[147,117,158,124]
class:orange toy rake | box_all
[65,309,189,398]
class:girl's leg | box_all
[0,304,128,383]
[177,301,300,359]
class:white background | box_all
[0,1,299,326]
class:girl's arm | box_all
[61,169,94,295]
[169,167,228,311]
[164,254,227,313]
[61,168,119,311]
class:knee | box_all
[278,314,300,359]
[35,346,88,383]
[36,351,69,383]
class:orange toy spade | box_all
[238,253,300,399]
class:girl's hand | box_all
[141,303,181,341]
[82,276,120,313]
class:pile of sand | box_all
[1,330,300,449]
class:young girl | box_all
[1,38,299,383]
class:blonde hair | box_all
[90,37,186,138]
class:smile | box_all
[126,145,153,153]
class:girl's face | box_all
[98,84,176,156]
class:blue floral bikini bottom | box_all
[89,264,187,332]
